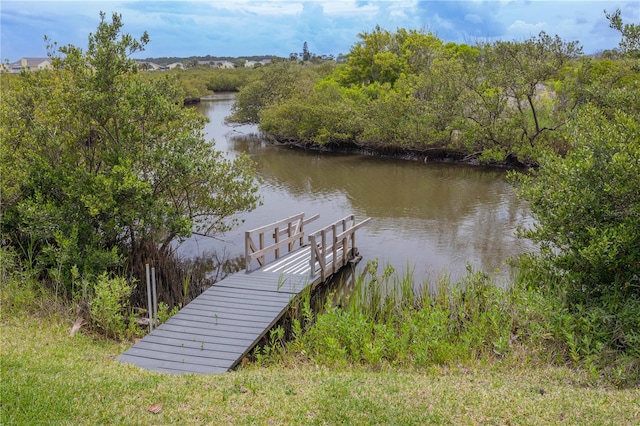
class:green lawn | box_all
[2,314,639,425]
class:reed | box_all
[280,261,536,368]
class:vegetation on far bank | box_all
[139,67,257,100]
[228,13,639,168]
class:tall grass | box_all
[288,261,517,367]
[0,247,70,320]
[264,259,639,387]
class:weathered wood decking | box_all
[117,213,369,375]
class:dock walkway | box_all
[117,213,369,374]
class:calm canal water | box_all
[178,93,534,284]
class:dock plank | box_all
[184,299,286,315]
[140,334,250,353]
[118,354,229,375]
[131,341,242,361]
[144,327,257,344]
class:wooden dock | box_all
[117,213,370,374]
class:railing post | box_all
[321,230,327,281]
[309,234,317,276]
[332,224,338,275]
[258,232,265,265]
[245,231,251,271]
[348,215,355,259]
[298,216,304,246]
[342,218,348,266]
[274,227,280,259]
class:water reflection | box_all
[179,94,534,283]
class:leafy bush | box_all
[509,11,640,373]
[89,273,132,339]
[513,105,639,299]
[511,101,640,372]
[0,13,259,297]
[157,301,179,324]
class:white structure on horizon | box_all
[198,60,235,69]
[244,59,272,68]
[4,57,53,73]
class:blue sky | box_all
[2,1,638,61]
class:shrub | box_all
[512,104,640,361]
[89,273,132,339]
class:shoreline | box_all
[264,135,534,169]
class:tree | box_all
[187,58,199,68]
[460,33,581,163]
[605,8,640,55]
[515,105,639,299]
[227,61,331,125]
[0,12,259,292]
[512,104,640,358]
[338,27,442,87]
[302,41,311,62]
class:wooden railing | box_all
[308,215,372,281]
[245,212,319,271]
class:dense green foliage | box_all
[509,12,640,367]
[0,14,259,307]
[515,107,639,304]
[227,61,336,125]
[254,261,638,386]
[290,265,516,366]
[230,26,640,165]
[511,93,640,363]
[140,67,256,100]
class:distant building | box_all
[136,61,162,71]
[7,57,53,73]
[167,62,185,70]
[211,60,235,69]
[197,60,235,68]
[244,59,272,68]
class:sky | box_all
[1,1,638,62]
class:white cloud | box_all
[508,19,547,32]
[323,1,378,16]
[217,1,303,16]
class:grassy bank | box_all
[2,306,639,425]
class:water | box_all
[178,93,534,284]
